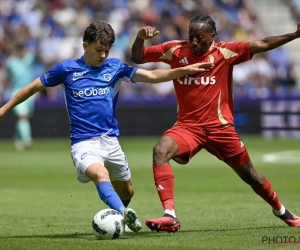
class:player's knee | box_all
[153,143,166,156]
[153,144,168,162]
[91,170,110,184]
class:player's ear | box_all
[211,33,216,41]
[83,42,88,53]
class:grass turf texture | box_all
[0,136,299,250]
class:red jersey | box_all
[144,40,251,127]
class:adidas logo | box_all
[156,185,164,190]
[179,57,189,64]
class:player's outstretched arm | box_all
[249,22,300,55]
[131,26,159,64]
[0,77,45,122]
[131,62,214,84]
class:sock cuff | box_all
[96,182,114,198]
[153,165,173,173]
[96,181,112,189]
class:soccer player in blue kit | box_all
[0,21,213,232]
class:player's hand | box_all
[296,22,300,37]
[137,26,159,40]
[182,62,215,74]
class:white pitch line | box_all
[262,150,300,164]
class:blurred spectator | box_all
[268,47,297,96]
[5,42,36,150]
[0,0,298,104]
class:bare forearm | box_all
[250,32,298,54]
[147,68,188,83]
[131,37,146,63]
[262,32,298,49]
[2,87,36,114]
[1,79,44,114]
[132,62,212,83]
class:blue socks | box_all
[96,181,126,213]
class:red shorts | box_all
[163,124,250,168]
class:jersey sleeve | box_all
[221,41,251,65]
[40,62,67,87]
[116,62,138,81]
[144,40,182,64]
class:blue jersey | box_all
[40,57,138,145]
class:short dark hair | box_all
[190,15,217,35]
[83,22,115,46]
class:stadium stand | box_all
[0,0,299,103]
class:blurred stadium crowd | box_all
[0,0,299,105]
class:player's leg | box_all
[71,139,126,214]
[145,135,180,232]
[206,126,300,227]
[86,165,126,213]
[153,135,179,213]
[231,158,300,227]
[212,126,300,227]
[146,125,202,232]
[111,178,133,207]
[111,179,141,233]
[85,163,127,213]
[104,135,142,232]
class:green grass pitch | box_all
[0,136,299,250]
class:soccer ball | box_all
[92,209,125,240]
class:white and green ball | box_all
[92,209,125,240]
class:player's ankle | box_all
[164,209,176,218]
[273,204,286,216]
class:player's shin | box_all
[252,177,283,212]
[153,165,176,217]
[96,181,126,213]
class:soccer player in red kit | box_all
[131,15,300,232]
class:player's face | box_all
[188,23,215,56]
[83,41,110,67]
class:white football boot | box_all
[123,208,142,232]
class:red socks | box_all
[252,178,282,210]
[153,165,174,210]
[153,166,282,212]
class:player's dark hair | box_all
[83,22,115,46]
[189,15,217,35]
